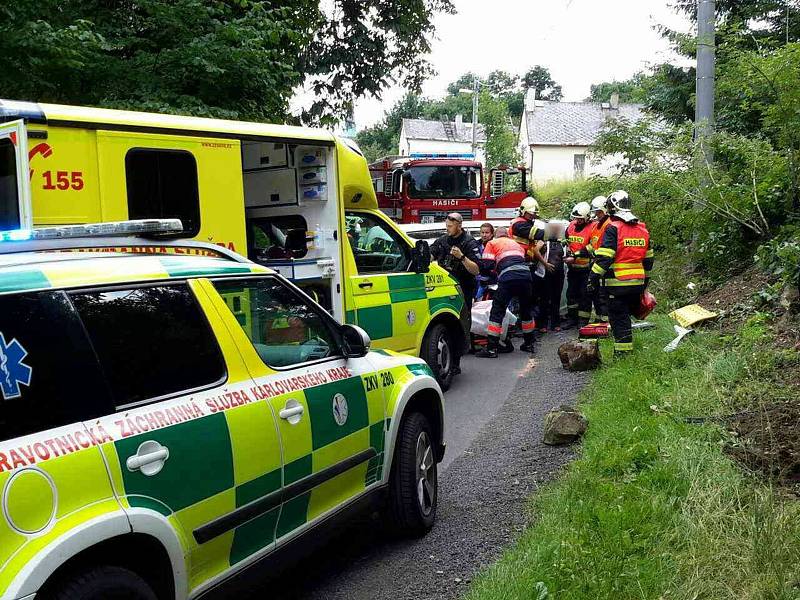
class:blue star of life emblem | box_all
[0,332,32,400]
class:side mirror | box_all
[342,324,371,358]
[411,239,431,274]
[285,229,308,257]
[392,169,404,195]
[490,169,506,198]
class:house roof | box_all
[524,101,646,147]
[401,118,486,144]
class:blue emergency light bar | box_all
[0,219,184,243]
[409,152,476,160]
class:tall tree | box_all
[0,0,454,124]
[587,64,695,125]
[521,65,563,102]
[477,91,520,168]
[355,93,427,161]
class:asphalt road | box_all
[440,350,533,470]
[255,330,589,600]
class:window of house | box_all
[0,138,20,231]
[345,211,411,274]
[212,278,340,369]
[125,149,200,236]
[71,285,225,409]
[574,154,586,177]
[0,291,111,442]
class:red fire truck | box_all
[369,153,529,224]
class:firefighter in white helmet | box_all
[585,195,612,323]
[590,190,655,355]
[564,201,594,328]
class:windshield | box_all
[405,166,481,199]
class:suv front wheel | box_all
[51,566,157,600]
[387,412,438,537]
[420,323,454,391]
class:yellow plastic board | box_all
[668,304,718,328]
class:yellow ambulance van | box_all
[0,100,465,390]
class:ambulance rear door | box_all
[0,120,32,230]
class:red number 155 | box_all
[42,171,84,191]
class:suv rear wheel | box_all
[420,323,454,391]
[52,566,157,600]
[387,412,437,537]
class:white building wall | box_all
[400,138,486,166]
[529,145,620,185]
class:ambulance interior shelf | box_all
[242,142,328,208]
[242,141,339,316]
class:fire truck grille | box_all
[419,209,472,224]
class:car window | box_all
[213,278,340,368]
[0,291,111,443]
[345,211,411,274]
[71,284,226,409]
[126,148,200,236]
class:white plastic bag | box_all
[471,300,518,341]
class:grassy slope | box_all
[467,315,800,600]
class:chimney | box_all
[455,114,463,133]
[525,88,537,112]
[610,92,620,109]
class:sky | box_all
[351,0,694,129]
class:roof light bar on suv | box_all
[0,219,184,242]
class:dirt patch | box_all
[696,266,772,321]
[774,313,800,352]
[725,400,800,490]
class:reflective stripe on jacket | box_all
[587,216,611,256]
[566,220,593,269]
[592,218,654,291]
[480,236,531,282]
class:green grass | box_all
[466,315,800,600]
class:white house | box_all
[399,116,487,165]
[518,90,646,185]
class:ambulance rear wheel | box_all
[387,412,437,537]
[421,323,454,391]
[52,566,157,600]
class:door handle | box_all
[358,281,373,289]
[126,440,170,476]
[279,400,304,425]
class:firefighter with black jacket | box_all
[590,190,655,355]
[564,202,593,328]
[510,197,545,261]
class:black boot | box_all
[476,337,499,358]
[498,339,515,353]
[562,311,578,330]
[519,333,536,353]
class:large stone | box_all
[558,340,601,371]
[543,405,588,445]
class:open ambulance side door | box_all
[0,119,32,230]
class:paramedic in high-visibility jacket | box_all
[590,190,654,355]
[476,226,536,358]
